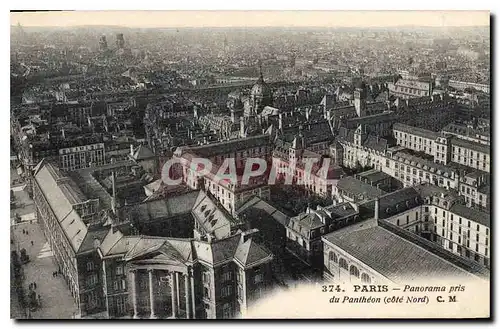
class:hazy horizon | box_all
[10,11,490,29]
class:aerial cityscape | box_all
[10,11,490,319]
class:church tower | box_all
[354,81,367,117]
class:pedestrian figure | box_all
[31,241,33,246]
[22,229,25,234]
[33,282,37,289]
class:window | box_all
[361,273,371,283]
[329,251,338,263]
[448,241,453,249]
[254,273,263,284]
[339,258,348,270]
[406,216,409,224]
[222,285,232,297]
[349,265,360,278]
[222,271,232,282]
[87,261,94,272]
[87,274,98,287]
[116,265,124,276]
[204,287,211,300]
[203,272,211,285]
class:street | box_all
[10,169,79,319]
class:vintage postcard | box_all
[10,10,490,319]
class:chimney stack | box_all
[130,144,134,156]
[374,197,380,220]
[240,228,259,244]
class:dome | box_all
[251,75,272,100]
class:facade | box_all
[382,149,459,189]
[322,220,487,284]
[450,138,490,173]
[393,123,439,157]
[99,229,274,319]
[59,143,106,171]
[336,125,391,171]
[442,123,490,146]
[388,78,432,99]
[32,161,103,317]
[286,203,360,271]
[173,134,273,215]
[458,171,490,211]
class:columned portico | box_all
[128,266,192,319]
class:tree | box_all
[20,248,29,263]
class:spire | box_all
[258,60,264,81]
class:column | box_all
[190,267,196,319]
[184,273,191,319]
[130,270,139,319]
[148,269,156,319]
[170,272,177,319]
[175,272,181,310]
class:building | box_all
[173,134,273,215]
[32,161,103,317]
[333,176,386,204]
[336,125,392,170]
[382,149,459,189]
[286,202,360,272]
[272,127,343,199]
[458,171,490,211]
[99,35,108,52]
[99,228,274,319]
[450,138,490,173]
[442,123,490,146]
[116,34,125,49]
[393,123,440,157]
[322,219,488,284]
[245,67,273,117]
[32,160,275,319]
[59,143,106,171]
[388,78,433,99]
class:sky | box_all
[10,11,490,28]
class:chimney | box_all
[240,228,259,244]
[61,128,65,139]
[278,113,283,130]
[111,171,117,215]
[374,197,380,220]
[130,144,134,156]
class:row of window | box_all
[328,251,371,283]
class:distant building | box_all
[388,78,433,99]
[99,35,108,52]
[116,33,125,49]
